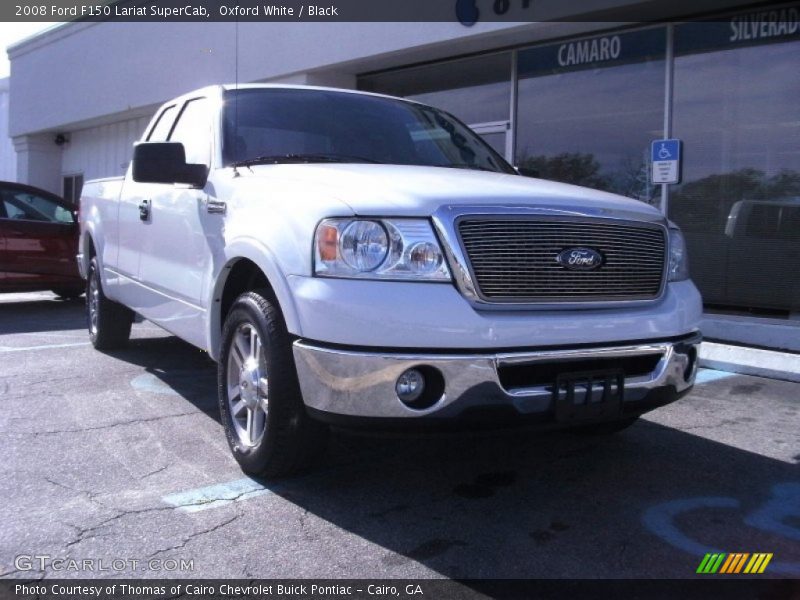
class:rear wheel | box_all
[218,289,328,477]
[86,257,133,350]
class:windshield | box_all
[222,88,515,174]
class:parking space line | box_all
[695,368,736,384]
[0,342,90,353]
[131,373,181,396]
[162,477,273,513]
[162,468,333,513]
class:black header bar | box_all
[2,579,799,600]
[2,0,795,23]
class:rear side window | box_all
[745,204,800,240]
[147,105,177,142]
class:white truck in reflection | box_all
[719,198,800,313]
[78,85,702,476]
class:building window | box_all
[515,27,666,203]
[62,174,83,206]
[669,14,800,313]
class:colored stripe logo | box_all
[697,553,773,574]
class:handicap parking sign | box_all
[651,139,681,184]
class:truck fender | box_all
[79,205,106,286]
[207,238,302,362]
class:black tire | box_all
[570,416,639,436]
[218,289,328,477]
[86,257,133,350]
[52,287,84,300]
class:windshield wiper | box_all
[231,153,382,168]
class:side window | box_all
[147,105,177,142]
[169,98,212,167]
[62,174,84,206]
[744,205,777,238]
[0,190,74,223]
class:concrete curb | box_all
[699,342,800,383]
[701,314,800,353]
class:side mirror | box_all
[132,142,207,188]
[515,165,539,178]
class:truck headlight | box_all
[668,227,689,282]
[340,220,389,271]
[314,218,451,281]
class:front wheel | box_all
[218,289,328,477]
[86,257,133,350]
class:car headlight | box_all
[668,227,689,282]
[314,218,451,281]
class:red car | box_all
[0,181,84,298]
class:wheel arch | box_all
[208,244,301,362]
[80,223,98,279]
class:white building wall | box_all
[0,78,17,181]
[6,0,758,191]
[62,114,153,182]
[7,20,530,138]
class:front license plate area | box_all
[554,369,624,423]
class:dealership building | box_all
[7,1,799,346]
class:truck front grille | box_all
[457,218,666,303]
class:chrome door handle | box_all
[206,199,226,214]
[139,199,150,221]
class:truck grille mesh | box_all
[457,218,666,303]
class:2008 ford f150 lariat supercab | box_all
[78,85,702,476]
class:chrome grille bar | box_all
[457,217,667,303]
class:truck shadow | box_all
[76,325,800,580]
[259,420,800,580]
[0,296,86,334]
[106,334,220,421]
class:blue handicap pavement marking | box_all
[745,482,800,543]
[694,368,736,384]
[642,483,800,575]
[652,138,681,162]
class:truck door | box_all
[115,104,178,309]
[136,96,215,348]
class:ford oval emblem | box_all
[556,247,604,271]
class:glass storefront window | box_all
[358,11,800,314]
[358,53,512,126]
[515,28,666,203]
[670,15,800,312]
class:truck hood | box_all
[240,163,663,221]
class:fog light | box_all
[396,368,425,403]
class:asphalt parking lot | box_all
[0,292,798,580]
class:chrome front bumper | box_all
[292,333,701,420]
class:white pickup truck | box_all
[78,84,702,476]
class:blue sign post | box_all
[651,139,681,184]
